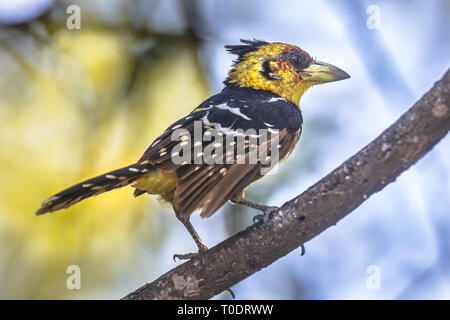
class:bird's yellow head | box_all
[224,39,350,106]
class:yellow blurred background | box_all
[0,6,209,298]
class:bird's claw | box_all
[252,206,279,225]
[300,244,306,256]
[173,244,208,262]
[226,288,236,299]
[173,252,199,262]
[252,214,265,224]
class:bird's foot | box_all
[300,244,306,256]
[173,252,198,261]
[225,288,236,299]
[252,206,279,225]
[173,243,208,262]
[231,198,279,225]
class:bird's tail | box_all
[36,163,154,215]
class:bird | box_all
[36,39,350,259]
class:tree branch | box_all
[123,68,450,300]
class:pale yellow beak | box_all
[302,61,350,83]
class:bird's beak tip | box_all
[304,61,350,84]
[339,69,351,81]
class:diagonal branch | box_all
[123,68,450,300]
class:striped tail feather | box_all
[36,163,154,215]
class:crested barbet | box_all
[36,39,350,259]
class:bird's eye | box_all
[289,53,310,71]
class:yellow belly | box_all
[133,170,178,202]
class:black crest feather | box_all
[225,39,268,64]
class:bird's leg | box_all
[231,198,279,225]
[173,217,208,261]
[174,217,236,296]
[232,197,306,255]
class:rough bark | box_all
[123,68,450,300]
